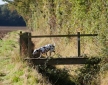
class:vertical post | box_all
[19,31,22,56]
[28,32,31,58]
[77,32,81,57]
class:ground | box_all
[0,26,27,39]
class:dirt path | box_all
[0,26,27,31]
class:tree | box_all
[0,4,26,26]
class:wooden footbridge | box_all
[24,57,101,65]
[20,32,100,65]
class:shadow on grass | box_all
[27,56,101,85]
[29,60,76,85]
[36,65,75,85]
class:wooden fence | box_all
[19,31,100,65]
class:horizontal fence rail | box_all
[25,57,101,65]
[27,32,97,57]
[30,34,98,38]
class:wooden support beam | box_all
[77,32,80,57]
[30,34,98,38]
[24,58,100,65]
[28,32,32,57]
[19,31,22,56]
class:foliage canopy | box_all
[4,0,108,56]
[0,4,26,26]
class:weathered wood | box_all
[77,32,80,57]
[19,32,35,58]
[19,31,22,56]
[24,57,100,65]
[19,32,29,57]
[28,32,32,57]
[21,31,100,65]
[29,33,98,57]
[30,34,98,38]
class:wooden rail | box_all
[30,34,98,38]
[26,32,98,57]
[20,31,99,65]
[25,57,101,65]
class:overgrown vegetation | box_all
[0,31,107,85]
[1,0,108,85]
[4,0,107,56]
[76,58,100,85]
[0,31,52,85]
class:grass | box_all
[0,31,51,85]
[32,30,108,85]
[0,30,107,85]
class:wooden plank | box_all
[30,34,98,38]
[24,58,100,65]
[80,34,98,36]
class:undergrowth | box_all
[0,31,51,85]
[0,31,107,85]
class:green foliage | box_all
[37,65,75,85]
[76,58,101,85]
[0,31,45,85]
[5,0,107,43]
[0,38,16,56]
[2,1,107,84]
[0,31,19,56]
[100,57,108,72]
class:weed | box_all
[76,57,101,85]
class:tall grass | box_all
[7,1,108,84]
[0,30,107,85]
[0,31,52,85]
[31,29,108,85]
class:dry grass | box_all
[100,71,108,85]
[0,30,107,85]
[31,30,101,57]
[0,31,52,85]
[31,29,108,85]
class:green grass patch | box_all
[0,31,49,85]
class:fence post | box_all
[28,32,32,58]
[77,32,81,57]
[19,31,22,56]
